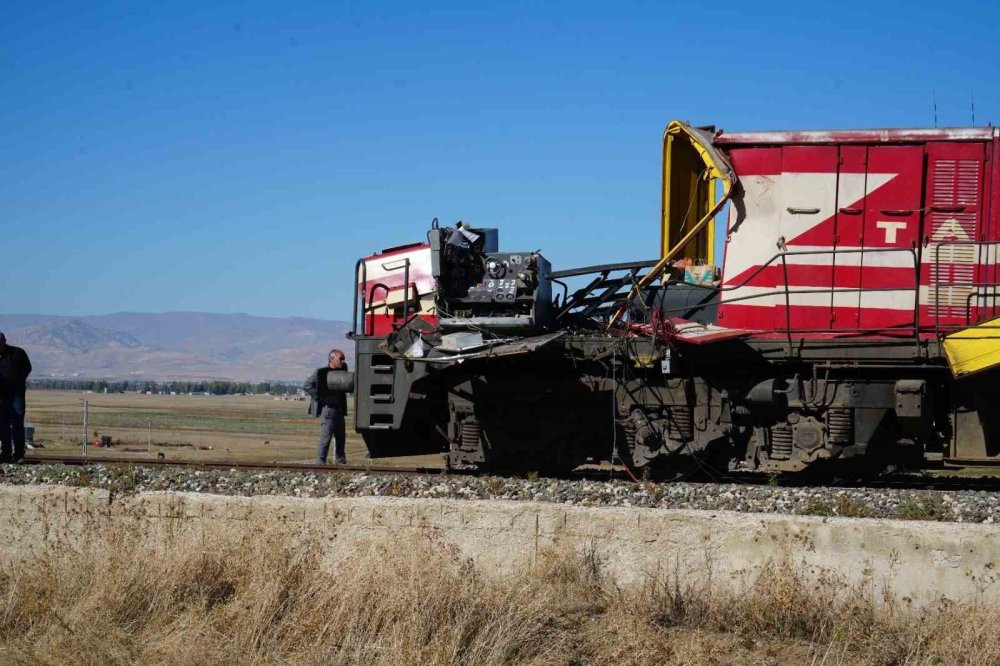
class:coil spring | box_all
[460,420,482,450]
[668,407,694,441]
[770,425,793,460]
[827,409,853,445]
[623,421,637,448]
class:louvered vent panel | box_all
[933,160,957,205]
[927,157,982,321]
[956,160,981,205]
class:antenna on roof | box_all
[932,91,938,127]
[971,91,976,125]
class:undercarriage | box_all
[353,325,977,479]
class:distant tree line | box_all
[27,379,303,395]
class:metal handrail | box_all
[556,265,655,321]
[932,240,1000,338]
[671,246,921,339]
[356,258,415,335]
[401,259,410,328]
[366,283,391,335]
[352,258,367,336]
[550,259,658,280]
[966,290,1000,325]
[562,247,922,332]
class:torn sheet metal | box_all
[607,120,738,330]
[628,317,752,345]
[668,319,752,344]
[418,331,568,364]
[942,316,1000,378]
[440,331,485,352]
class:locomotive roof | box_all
[713,126,997,145]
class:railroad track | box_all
[689,470,1000,493]
[17,454,1000,493]
[20,454,460,478]
[18,454,638,484]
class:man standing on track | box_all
[0,332,32,464]
[304,349,348,465]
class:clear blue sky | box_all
[3,0,997,321]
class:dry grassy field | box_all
[24,390,444,467]
[1,520,997,665]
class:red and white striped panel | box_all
[919,142,992,329]
[359,243,437,336]
[717,145,922,335]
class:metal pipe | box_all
[910,246,920,341]
[780,254,793,354]
[550,278,569,308]
[367,282,391,335]
[352,258,365,336]
[402,258,411,329]
[82,400,88,458]
[935,243,942,339]
[549,259,659,279]
[360,259,367,334]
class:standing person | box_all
[304,349,348,465]
[0,332,32,464]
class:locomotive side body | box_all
[350,125,1000,476]
[715,128,1000,335]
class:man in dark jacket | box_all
[304,349,349,465]
[0,332,32,464]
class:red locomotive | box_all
[349,121,1000,476]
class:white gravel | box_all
[2,463,998,523]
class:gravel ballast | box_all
[2,463,999,524]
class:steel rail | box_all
[20,454,460,477]
[17,455,1000,493]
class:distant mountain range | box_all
[0,313,354,382]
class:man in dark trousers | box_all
[304,349,348,465]
[0,332,32,464]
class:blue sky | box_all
[2,0,997,321]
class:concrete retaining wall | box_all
[1,484,998,605]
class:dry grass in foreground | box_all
[0,524,997,666]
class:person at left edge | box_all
[304,349,348,465]
[0,332,32,464]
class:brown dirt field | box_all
[24,390,445,468]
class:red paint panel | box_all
[989,138,1000,243]
[831,146,867,329]
[777,146,838,330]
[781,145,838,173]
[989,138,1000,321]
[863,146,924,249]
[726,146,781,176]
[859,146,924,329]
[741,264,913,288]
[773,305,831,332]
[715,304,775,330]
[855,307,918,331]
[368,314,438,337]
